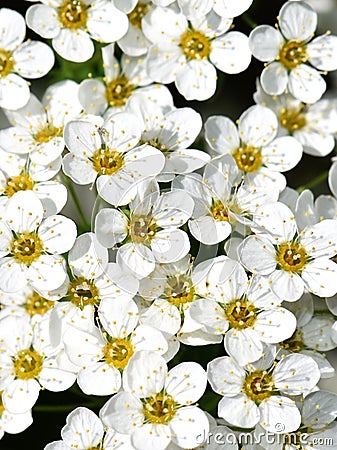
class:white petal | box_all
[259,395,301,434]
[147,44,183,84]
[254,308,296,343]
[87,3,128,42]
[205,115,240,154]
[142,7,187,43]
[5,190,43,232]
[301,219,337,259]
[239,235,276,275]
[279,1,317,42]
[273,354,320,394]
[302,391,337,428]
[0,409,33,435]
[151,229,190,263]
[52,29,94,63]
[225,328,264,366]
[0,74,30,110]
[261,63,288,97]
[62,154,97,185]
[189,216,231,245]
[153,190,194,227]
[213,0,253,18]
[13,41,54,79]
[140,299,181,335]
[166,362,207,405]
[25,4,60,38]
[68,232,108,279]
[39,366,76,392]
[122,351,167,398]
[0,258,27,292]
[34,181,67,217]
[262,136,302,172]
[28,254,67,291]
[249,26,283,62]
[302,315,336,351]
[117,243,155,279]
[288,65,326,104]
[211,32,251,74]
[329,162,337,198]
[252,202,297,242]
[3,379,40,414]
[77,363,121,396]
[218,394,260,429]
[189,299,228,335]
[295,129,335,157]
[176,60,217,101]
[207,356,244,396]
[131,423,171,450]
[64,119,102,157]
[301,258,337,298]
[269,270,304,302]
[170,407,209,449]
[98,296,138,338]
[239,105,278,147]
[78,79,108,115]
[307,34,337,71]
[0,8,25,50]
[38,215,77,254]
[99,392,143,433]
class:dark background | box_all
[0,0,336,448]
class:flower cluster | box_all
[1,0,337,449]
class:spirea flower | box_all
[0,191,77,293]
[249,1,337,103]
[100,351,209,450]
[0,8,54,110]
[26,0,128,62]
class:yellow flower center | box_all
[91,148,124,175]
[24,291,54,317]
[0,391,4,416]
[164,275,195,307]
[58,0,88,29]
[279,329,304,352]
[143,137,168,153]
[276,242,308,273]
[279,40,309,70]
[34,123,63,144]
[106,76,135,108]
[68,277,99,309]
[0,48,14,78]
[232,146,263,173]
[279,108,307,133]
[128,2,150,29]
[10,232,44,266]
[102,338,135,370]
[209,199,230,222]
[13,349,43,380]
[143,393,177,424]
[180,29,212,60]
[5,172,34,198]
[225,299,257,330]
[129,215,157,244]
[243,370,274,402]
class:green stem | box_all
[241,13,258,29]
[297,170,329,193]
[62,174,90,230]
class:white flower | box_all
[100,351,209,450]
[0,80,83,166]
[0,285,55,325]
[207,351,320,433]
[0,400,32,440]
[173,154,278,245]
[43,232,139,346]
[0,152,67,218]
[138,256,221,345]
[0,191,77,293]
[249,1,337,103]
[254,82,337,157]
[205,105,303,193]
[0,315,76,414]
[63,113,165,206]
[280,293,336,378]
[143,7,251,100]
[126,94,209,181]
[63,296,168,395]
[78,43,173,116]
[44,406,133,450]
[0,8,54,110]
[177,0,253,20]
[239,201,337,301]
[26,0,128,62]
[189,256,297,366]
[95,179,194,279]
